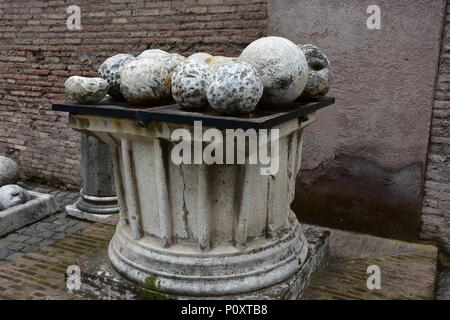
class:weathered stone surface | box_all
[207,61,263,115]
[68,112,317,298]
[64,76,109,104]
[136,49,170,61]
[120,58,171,105]
[171,59,212,110]
[71,226,329,300]
[0,190,58,236]
[240,36,308,105]
[302,226,438,300]
[0,185,30,211]
[299,44,332,99]
[98,53,135,100]
[205,56,235,69]
[0,156,19,187]
[186,52,213,62]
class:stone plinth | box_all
[0,191,59,237]
[66,133,119,222]
[67,110,322,298]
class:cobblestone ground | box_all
[0,183,93,266]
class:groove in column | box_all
[197,164,210,251]
[235,164,255,249]
[121,138,143,240]
[110,143,129,225]
[153,138,173,248]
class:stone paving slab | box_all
[437,271,450,300]
[302,227,438,300]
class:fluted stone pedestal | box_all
[66,134,119,222]
[66,111,327,299]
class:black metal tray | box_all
[52,96,335,130]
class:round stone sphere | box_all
[240,36,308,105]
[98,53,135,100]
[299,44,332,99]
[120,58,172,105]
[0,156,19,187]
[0,184,30,211]
[171,59,213,111]
[205,56,236,69]
[64,76,109,104]
[187,52,213,62]
[165,53,186,76]
[207,61,263,115]
[136,49,171,61]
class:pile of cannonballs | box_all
[64,36,332,115]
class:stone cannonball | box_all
[299,44,333,99]
[136,49,171,61]
[64,76,109,104]
[187,52,213,62]
[240,36,309,105]
[206,61,263,115]
[165,53,187,76]
[171,59,213,111]
[0,156,19,187]
[120,58,172,105]
[205,56,236,69]
[98,53,136,100]
[0,184,31,211]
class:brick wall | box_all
[0,0,267,189]
[421,1,450,254]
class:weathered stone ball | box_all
[207,61,263,115]
[0,184,30,211]
[240,36,308,105]
[205,56,236,69]
[171,59,213,111]
[136,49,171,61]
[165,53,186,76]
[0,156,19,187]
[299,44,332,99]
[64,76,109,104]
[120,58,172,105]
[187,52,213,62]
[98,53,135,100]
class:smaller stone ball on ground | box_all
[64,76,109,104]
[171,59,213,111]
[0,184,31,211]
[207,61,263,115]
[0,156,19,187]
[98,53,135,100]
[299,44,332,99]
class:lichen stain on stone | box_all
[139,275,167,300]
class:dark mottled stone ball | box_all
[298,44,332,99]
[98,54,135,100]
[207,61,263,115]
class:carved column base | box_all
[66,190,119,222]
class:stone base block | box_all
[66,204,113,222]
[0,191,59,237]
[71,227,329,300]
